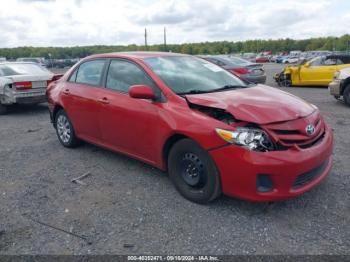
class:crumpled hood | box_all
[185,85,315,124]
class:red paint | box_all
[255,57,270,63]
[129,85,156,100]
[185,85,315,124]
[47,52,333,202]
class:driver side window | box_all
[106,60,156,93]
[323,58,337,66]
[310,57,323,67]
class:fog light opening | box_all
[257,174,273,193]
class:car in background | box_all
[16,57,46,67]
[274,55,350,87]
[282,56,300,64]
[276,55,288,63]
[255,56,270,63]
[329,67,350,106]
[0,62,61,114]
[241,53,256,62]
[200,55,266,84]
[47,52,333,204]
[0,57,6,62]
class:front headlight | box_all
[334,71,340,80]
[215,127,274,152]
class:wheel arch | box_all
[52,104,64,127]
[162,133,191,171]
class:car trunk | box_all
[245,64,264,76]
[6,74,53,91]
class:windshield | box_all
[144,56,247,94]
[0,63,51,76]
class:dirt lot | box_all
[0,63,349,255]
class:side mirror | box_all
[128,85,156,100]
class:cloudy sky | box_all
[0,0,349,47]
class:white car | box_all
[329,67,350,106]
[0,62,60,114]
[282,56,300,64]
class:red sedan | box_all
[47,52,333,204]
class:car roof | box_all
[87,51,187,60]
[0,62,40,66]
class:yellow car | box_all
[274,55,350,87]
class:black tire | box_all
[55,109,80,148]
[343,84,350,107]
[168,139,221,204]
[278,74,292,87]
[0,104,7,115]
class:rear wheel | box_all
[0,103,7,115]
[55,109,80,148]
[168,139,221,204]
[344,84,350,107]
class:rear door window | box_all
[76,60,106,86]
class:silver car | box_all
[201,55,266,84]
[0,62,56,114]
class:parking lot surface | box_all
[0,64,349,255]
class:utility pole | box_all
[144,28,148,50]
[164,27,167,51]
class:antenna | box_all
[144,28,148,49]
[164,27,167,51]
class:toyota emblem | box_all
[306,125,315,136]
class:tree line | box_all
[1,34,350,59]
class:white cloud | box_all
[0,0,349,47]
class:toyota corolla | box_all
[47,52,333,204]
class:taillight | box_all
[231,68,249,75]
[15,81,32,90]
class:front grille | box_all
[292,159,329,189]
[264,111,325,150]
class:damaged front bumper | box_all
[328,79,342,96]
[209,124,333,202]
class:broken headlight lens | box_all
[215,127,274,152]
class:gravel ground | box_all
[0,63,349,255]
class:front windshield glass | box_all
[144,56,247,94]
[0,63,50,76]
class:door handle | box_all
[63,89,70,95]
[98,97,110,104]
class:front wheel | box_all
[55,109,80,148]
[168,139,221,204]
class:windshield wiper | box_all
[209,85,246,92]
[178,85,246,95]
[177,89,210,95]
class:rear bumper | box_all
[243,74,267,84]
[209,124,333,202]
[1,89,47,105]
[328,79,342,96]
